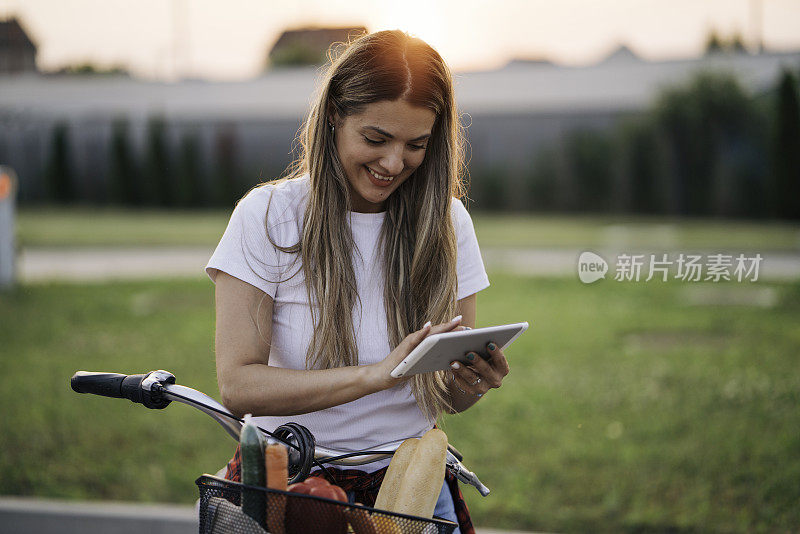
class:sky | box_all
[1,0,799,81]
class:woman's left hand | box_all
[449,341,510,399]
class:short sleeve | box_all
[451,198,490,300]
[205,187,286,298]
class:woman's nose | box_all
[379,146,405,176]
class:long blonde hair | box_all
[260,29,466,421]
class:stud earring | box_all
[328,122,335,134]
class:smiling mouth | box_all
[365,165,395,182]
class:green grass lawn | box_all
[17,208,231,247]
[16,207,800,251]
[1,274,798,532]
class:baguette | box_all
[265,442,288,534]
[373,438,419,511]
[391,428,448,519]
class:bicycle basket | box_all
[197,474,457,534]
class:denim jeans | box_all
[432,478,461,533]
[347,479,460,534]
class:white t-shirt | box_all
[206,173,490,471]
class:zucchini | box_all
[240,414,266,528]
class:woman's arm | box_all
[214,271,459,418]
[446,293,510,414]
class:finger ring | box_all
[451,373,468,395]
[470,377,482,386]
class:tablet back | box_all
[391,322,528,377]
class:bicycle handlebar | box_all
[71,370,174,409]
[71,371,129,397]
[70,369,490,496]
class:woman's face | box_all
[331,99,436,213]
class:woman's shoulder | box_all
[449,196,473,228]
[235,174,310,230]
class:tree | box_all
[615,117,667,215]
[525,148,558,212]
[144,116,172,206]
[705,31,725,54]
[470,164,508,211]
[730,32,748,54]
[562,129,614,213]
[770,69,800,219]
[53,63,129,76]
[44,122,75,203]
[176,131,204,207]
[704,31,750,55]
[108,117,139,205]
[653,71,761,217]
[214,125,240,206]
[266,43,326,69]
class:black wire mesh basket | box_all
[197,474,457,534]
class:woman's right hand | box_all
[368,315,464,391]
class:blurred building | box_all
[0,45,798,205]
[0,17,37,75]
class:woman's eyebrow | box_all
[362,125,431,141]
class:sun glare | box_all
[375,1,448,52]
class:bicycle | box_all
[71,369,490,534]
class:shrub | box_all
[44,122,75,203]
[770,68,800,220]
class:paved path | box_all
[16,246,800,282]
[0,496,539,534]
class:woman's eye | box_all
[364,136,426,151]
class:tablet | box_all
[390,322,529,378]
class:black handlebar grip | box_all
[71,371,149,402]
[71,370,173,409]
[121,374,149,403]
[71,371,129,398]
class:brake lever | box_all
[446,451,490,496]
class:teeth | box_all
[367,166,394,181]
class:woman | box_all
[206,30,509,533]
